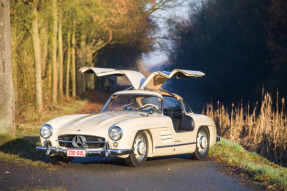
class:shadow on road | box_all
[68,153,200,167]
[0,136,48,162]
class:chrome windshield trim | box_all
[155,142,196,149]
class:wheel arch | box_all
[142,129,154,157]
[200,125,217,147]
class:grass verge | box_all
[0,99,87,169]
[209,138,287,190]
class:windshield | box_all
[103,94,162,113]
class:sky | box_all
[142,0,201,69]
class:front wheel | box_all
[190,127,209,160]
[125,131,148,167]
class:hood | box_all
[56,112,145,137]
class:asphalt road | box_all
[0,154,260,191]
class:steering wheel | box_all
[141,104,160,111]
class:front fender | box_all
[188,113,217,147]
[40,114,89,147]
[111,115,171,151]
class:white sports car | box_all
[36,67,219,167]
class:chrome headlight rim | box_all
[108,126,123,141]
[40,124,53,139]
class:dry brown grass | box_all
[204,92,287,167]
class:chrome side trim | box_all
[155,142,196,149]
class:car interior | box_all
[162,95,195,132]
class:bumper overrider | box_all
[36,141,133,157]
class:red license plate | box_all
[67,149,86,157]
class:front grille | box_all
[58,135,105,149]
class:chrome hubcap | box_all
[197,131,208,153]
[137,141,145,155]
[133,135,146,160]
[200,136,207,149]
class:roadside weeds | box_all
[209,138,287,190]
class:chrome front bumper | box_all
[36,143,133,157]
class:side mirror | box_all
[147,109,153,116]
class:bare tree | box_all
[65,30,71,98]
[52,0,58,104]
[0,0,15,134]
[71,21,76,98]
[31,3,43,112]
[58,0,64,100]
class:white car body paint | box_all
[37,68,218,164]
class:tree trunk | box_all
[86,51,94,91]
[12,53,17,102]
[11,26,17,102]
[40,23,48,79]
[65,30,71,98]
[52,0,58,104]
[31,6,43,112]
[71,21,76,98]
[0,0,15,135]
[77,34,87,96]
[58,1,63,100]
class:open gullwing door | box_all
[140,69,205,91]
[79,67,146,90]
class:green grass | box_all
[210,138,287,190]
[0,99,87,169]
[0,133,13,145]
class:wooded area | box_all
[166,0,287,109]
[165,0,287,167]
[1,0,287,148]
[8,0,173,118]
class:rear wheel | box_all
[190,127,209,160]
[125,131,148,167]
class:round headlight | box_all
[40,124,53,139]
[109,126,123,141]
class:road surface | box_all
[0,154,260,191]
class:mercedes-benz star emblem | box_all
[72,135,87,148]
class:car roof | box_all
[112,89,183,101]
[113,89,163,98]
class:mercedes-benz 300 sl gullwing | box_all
[36,67,219,167]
